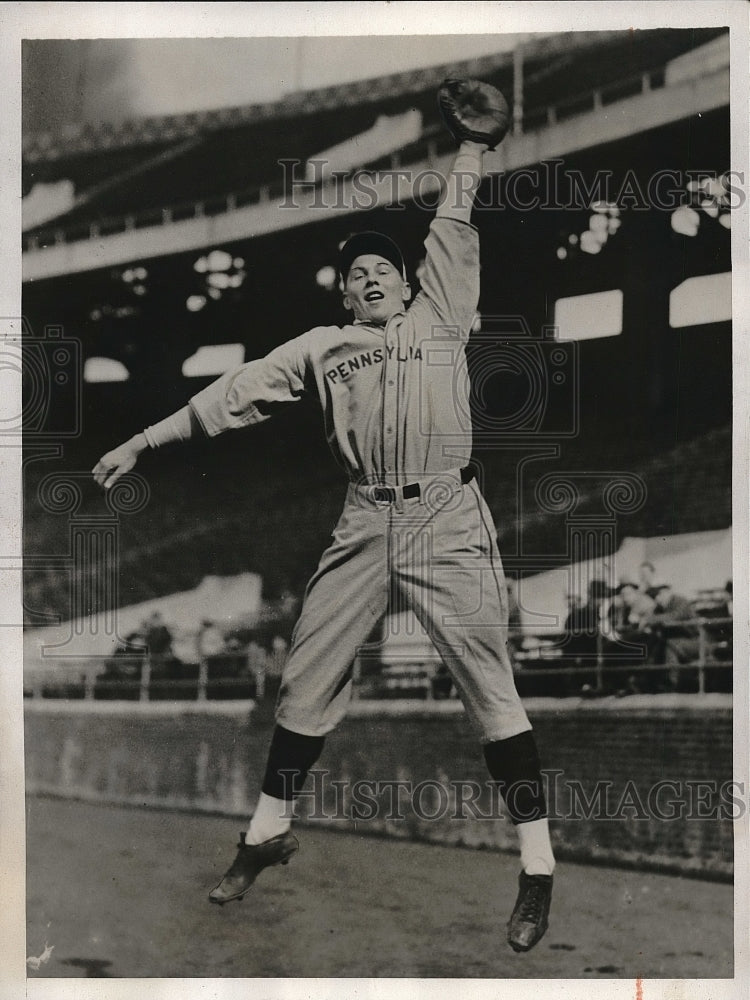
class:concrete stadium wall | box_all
[23,694,735,880]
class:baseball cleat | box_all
[209,830,299,905]
[506,871,553,952]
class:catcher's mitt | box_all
[437,78,511,150]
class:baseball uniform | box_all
[189,215,532,743]
[95,126,555,949]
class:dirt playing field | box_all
[25,794,733,980]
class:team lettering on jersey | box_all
[325,344,423,384]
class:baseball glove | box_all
[437,78,511,150]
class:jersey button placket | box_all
[382,325,398,479]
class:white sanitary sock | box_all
[245,791,293,845]
[517,818,556,875]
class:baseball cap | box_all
[338,231,406,282]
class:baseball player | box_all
[93,80,556,953]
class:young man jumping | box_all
[93,79,555,953]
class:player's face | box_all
[343,254,411,325]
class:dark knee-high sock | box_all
[246,725,325,844]
[483,730,555,874]
[483,730,547,823]
[262,724,326,800]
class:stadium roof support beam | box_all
[22,67,728,283]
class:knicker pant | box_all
[275,475,530,743]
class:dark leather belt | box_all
[372,465,475,504]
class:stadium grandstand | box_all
[22,28,733,697]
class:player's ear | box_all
[340,274,352,312]
[401,281,412,303]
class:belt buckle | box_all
[373,486,394,504]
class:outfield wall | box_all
[23,694,735,879]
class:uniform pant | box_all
[275,469,531,743]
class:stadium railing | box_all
[508,617,732,698]
[26,652,266,703]
[25,617,731,702]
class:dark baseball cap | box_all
[338,231,406,282]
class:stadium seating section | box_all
[23,419,731,627]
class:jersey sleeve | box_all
[410,216,480,335]
[188,333,310,437]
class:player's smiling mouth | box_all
[364,291,385,302]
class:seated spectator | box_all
[610,582,656,638]
[575,578,617,649]
[225,634,250,676]
[601,582,656,694]
[643,583,699,667]
[142,612,186,692]
[562,579,615,696]
[196,618,226,662]
[103,629,146,678]
[563,591,584,628]
[277,587,301,619]
[431,663,454,700]
[118,628,146,654]
[638,561,663,601]
[705,582,733,677]
[144,611,174,660]
[563,591,597,662]
[607,580,656,639]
